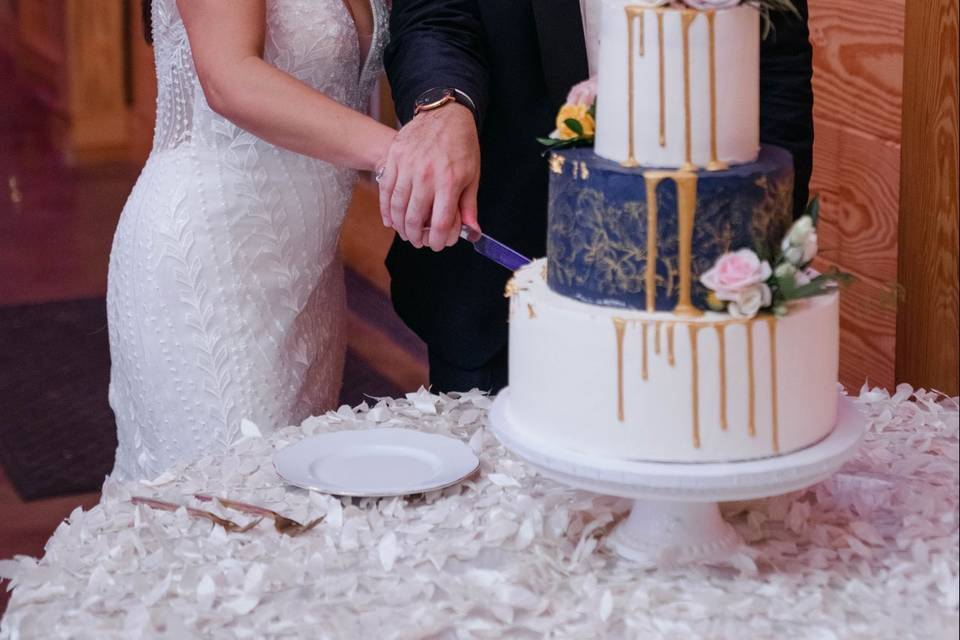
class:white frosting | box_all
[594,2,760,168]
[507,260,839,463]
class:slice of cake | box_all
[504,0,841,463]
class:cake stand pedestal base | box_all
[606,500,741,566]
[488,390,866,568]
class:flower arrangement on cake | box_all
[538,0,799,153]
[701,197,853,319]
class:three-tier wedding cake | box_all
[504,0,840,463]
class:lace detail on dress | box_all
[107,0,388,481]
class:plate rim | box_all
[273,427,481,498]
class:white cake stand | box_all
[488,390,866,567]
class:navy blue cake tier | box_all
[547,145,794,313]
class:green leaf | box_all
[564,118,584,137]
[536,137,559,146]
[805,195,821,226]
[779,270,853,301]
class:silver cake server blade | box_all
[460,225,531,271]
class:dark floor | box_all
[0,51,427,613]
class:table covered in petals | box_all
[2,387,958,639]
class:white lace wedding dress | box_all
[106,0,388,481]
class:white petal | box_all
[378,531,399,571]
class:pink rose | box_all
[701,249,772,301]
[565,76,598,107]
[683,0,742,10]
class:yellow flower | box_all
[555,104,595,140]
[706,291,726,311]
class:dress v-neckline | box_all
[340,0,377,82]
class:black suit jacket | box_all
[384,0,814,370]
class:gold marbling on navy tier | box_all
[547,145,793,312]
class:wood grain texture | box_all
[810,121,901,282]
[808,0,905,143]
[815,258,897,390]
[60,0,127,157]
[896,0,959,395]
[808,0,905,389]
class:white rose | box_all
[683,0,743,9]
[727,283,772,319]
[774,262,796,279]
[800,229,818,263]
[781,215,818,266]
[781,245,804,266]
[775,261,812,289]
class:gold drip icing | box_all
[613,318,627,422]
[527,303,537,319]
[672,172,703,317]
[623,7,642,167]
[580,161,590,180]
[666,322,675,366]
[766,316,780,453]
[689,324,701,448]
[640,170,701,317]
[631,7,646,55]
[657,10,666,147]
[605,311,780,454]
[746,319,756,437]
[680,10,697,172]
[715,324,728,430]
[549,153,565,174]
[643,173,662,312]
[641,321,649,380]
[705,11,728,172]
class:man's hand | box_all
[377,104,480,252]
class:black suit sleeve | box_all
[759,0,815,217]
[384,0,490,128]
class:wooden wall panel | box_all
[809,0,905,390]
[808,0,904,143]
[896,0,959,395]
[812,122,900,283]
[61,0,127,156]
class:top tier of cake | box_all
[595,1,760,169]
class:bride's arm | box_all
[177,0,394,172]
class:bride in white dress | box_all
[107,0,392,480]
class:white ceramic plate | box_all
[273,428,480,497]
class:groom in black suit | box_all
[379,0,814,394]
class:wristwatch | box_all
[413,87,478,124]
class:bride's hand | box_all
[376,104,480,252]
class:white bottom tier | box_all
[507,260,839,463]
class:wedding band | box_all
[375,166,385,183]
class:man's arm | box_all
[385,0,489,126]
[759,0,815,217]
[379,0,490,251]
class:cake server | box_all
[459,225,531,271]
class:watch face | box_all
[416,88,453,109]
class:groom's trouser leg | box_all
[428,347,508,395]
